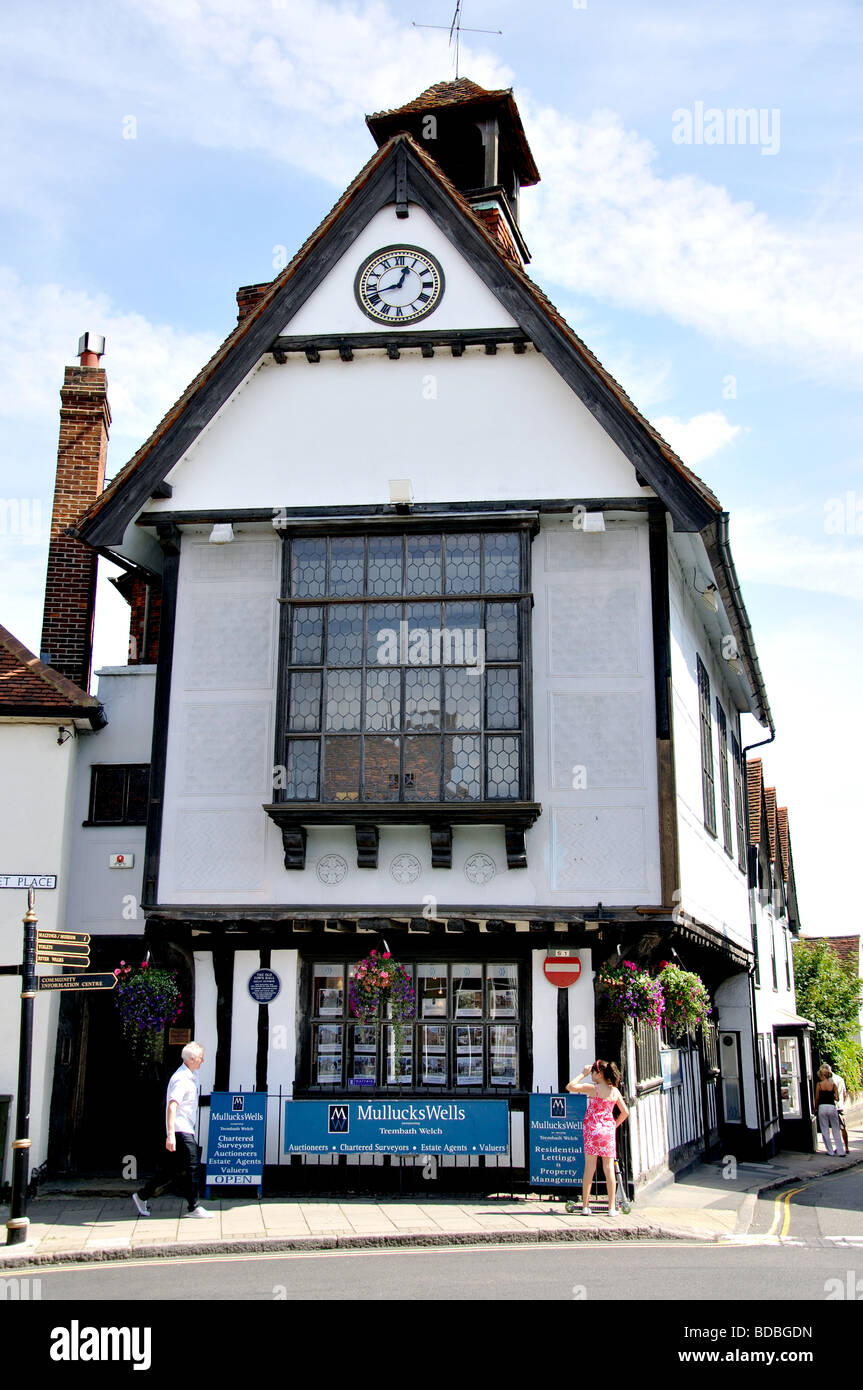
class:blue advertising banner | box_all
[284,1099,509,1156]
[528,1093,586,1187]
[206,1092,267,1186]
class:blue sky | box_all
[1,0,861,933]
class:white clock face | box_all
[354,245,445,325]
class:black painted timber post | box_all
[6,888,37,1245]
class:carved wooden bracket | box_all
[355,825,379,869]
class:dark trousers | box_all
[138,1133,202,1211]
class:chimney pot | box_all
[77,331,106,367]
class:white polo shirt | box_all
[166,1064,199,1135]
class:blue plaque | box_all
[284,1099,509,1156]
[528,1093,586,1187]
[248,969,281,1004]
[206,1092,267,1185]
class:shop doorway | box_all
[48,937,192,1177]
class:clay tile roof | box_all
[0,623,102,716]
[764,786,778,861]
[777,807,790,879]
[367,77,541,187]
[367,78,502,118]
[816,936,861,969]
[746,759,763,845]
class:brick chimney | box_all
[236,283,271,322]
[40,333,110,691]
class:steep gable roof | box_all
[74,130,722,550]
[0,623,105,726]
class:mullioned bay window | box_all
[264,523,540,870]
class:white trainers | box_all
[132,1193,150,1217]
[184,1205,213,1218]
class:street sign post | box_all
[6,889,37,1246]
[37,974,116,992]
[0,875,57,890]
[36,931,89,945]
[35,954,91,968]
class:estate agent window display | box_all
[301,959,525,1095]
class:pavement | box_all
[1,1127,861,1270]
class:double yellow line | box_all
[767,1184,808,1238]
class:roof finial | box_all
[412,2,501,80]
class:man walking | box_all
[133,1041,212,1218]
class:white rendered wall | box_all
[531,515,662,907]
[668,543,751,945]
[0,722,77,1171]
[158,521,662,910]
[144,203,647,518]
[286,204,518,336]
[65,667,156,941]
[530,948,595,1093]
[265,949,298,1165]
[146,348,645,517]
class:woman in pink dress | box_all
[566,1059,629,1215]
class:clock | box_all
[354,245,445,325]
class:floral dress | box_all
[583,1087,617,1157]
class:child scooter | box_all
[565,1157,632,1215]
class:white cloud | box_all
[521,106,863,385]
[4,3,862,385]
[0,268,220,447]
[730,504,863,601]
[651,410,743,465]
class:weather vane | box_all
[413,2,502,80]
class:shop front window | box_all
[307,959,522,1092]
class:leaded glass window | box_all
[280,531,529,804]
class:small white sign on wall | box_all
[109,853,134,869]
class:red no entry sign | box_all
[543,954,582,988]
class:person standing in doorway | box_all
[133,1042,213,1218]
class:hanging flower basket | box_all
[597,959,664,1031]
[657,962,712,1037]
[349,950,416,1057]
[113,960,182,1070]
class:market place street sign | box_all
[543,952,582,988]
[0,875,57,889]
[284,1099,509,1156]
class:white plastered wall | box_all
[668,541,751,946]
[0,723,77,1172]
[157,517,663,911]
[65,667,156,941]
[145,203,646,516]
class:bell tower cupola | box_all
[366,78,540,265]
